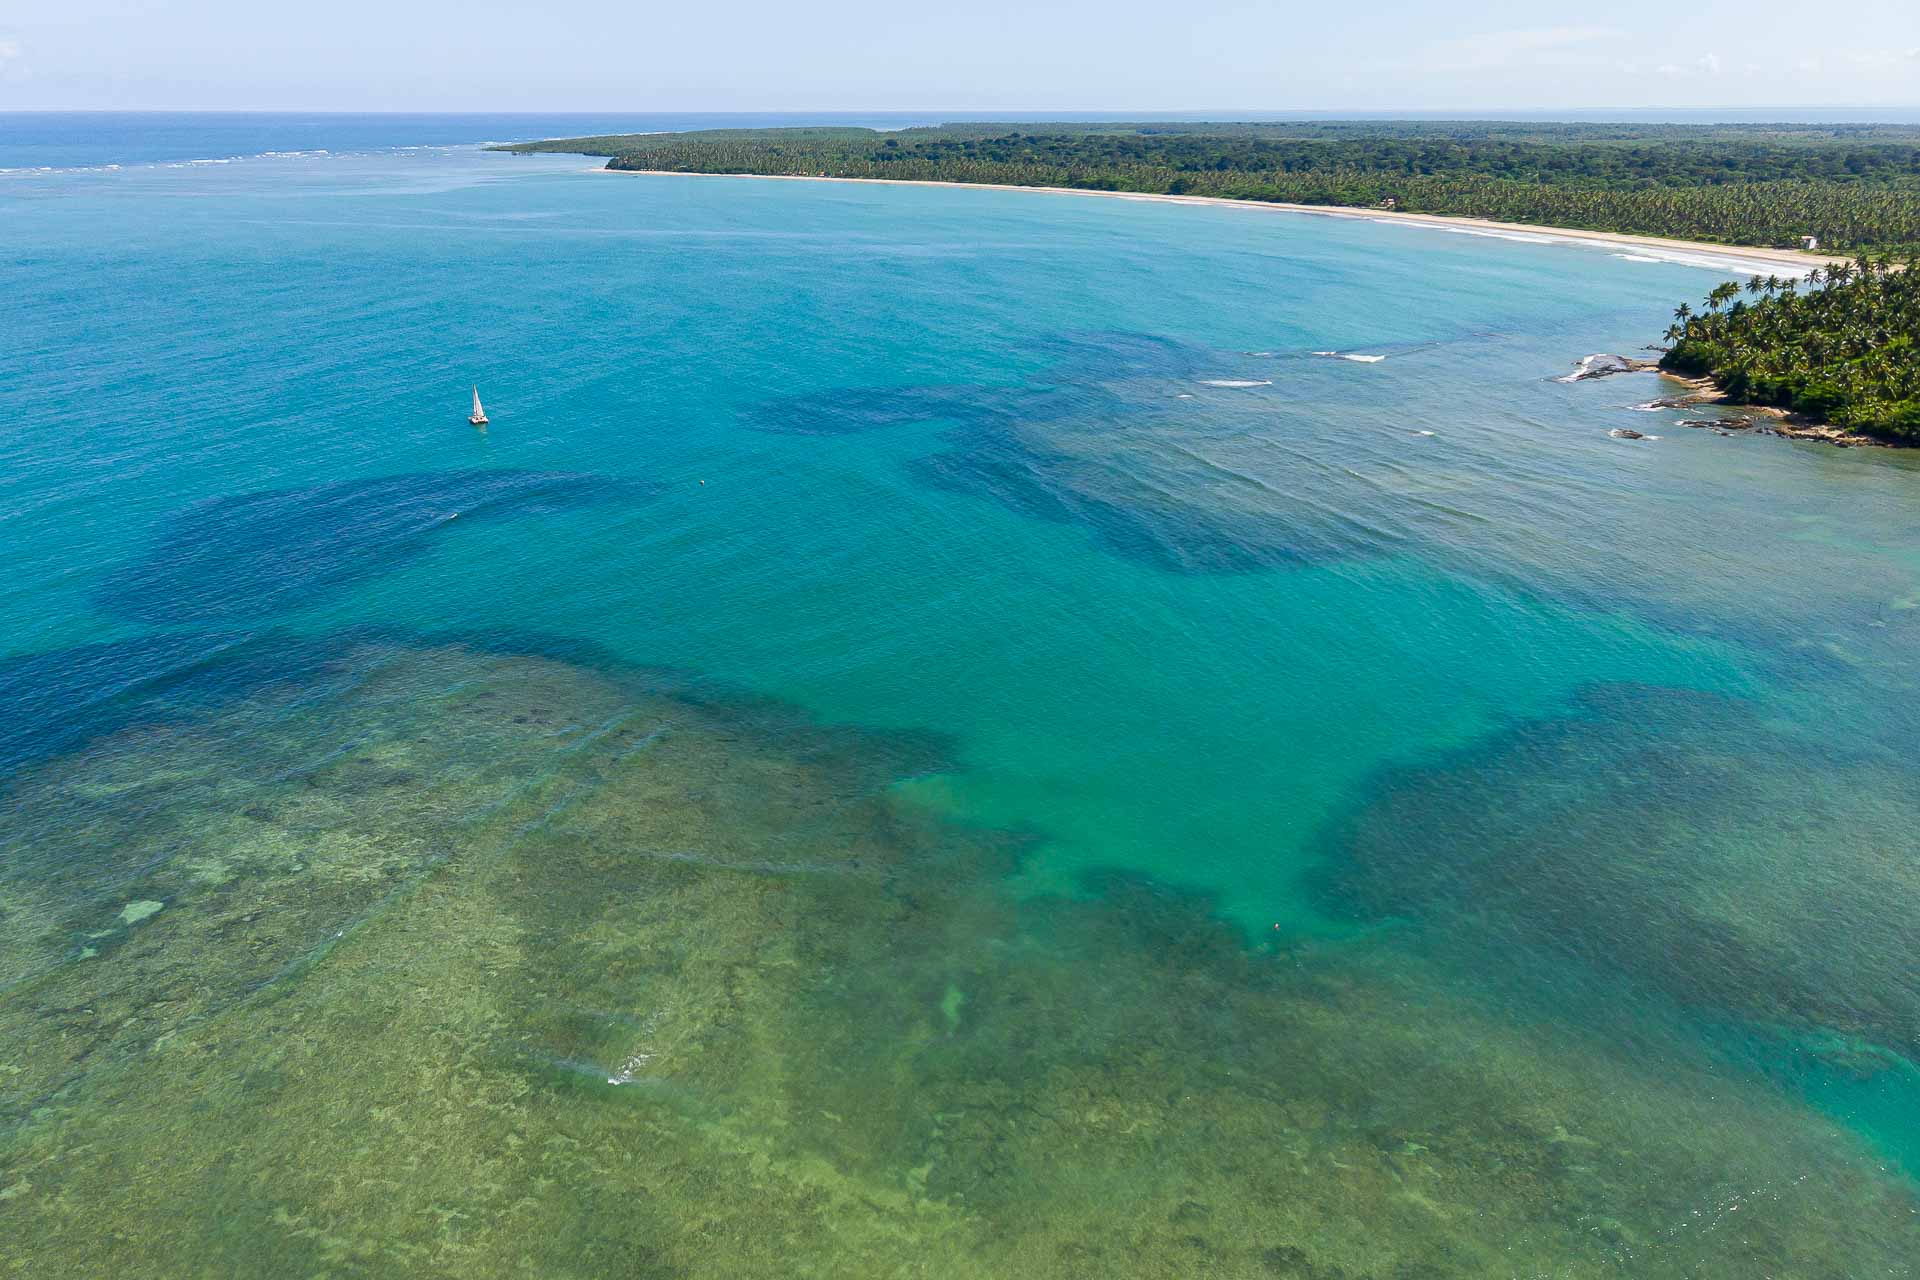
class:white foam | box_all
[1198,379,1273,388]
[1357,213,1813,279]
[1599,245,1817,278]
[1367,218,1563,245]
[1557,353,1644,383]
[606,1050,655,1086]
[5,143,453,181]
[1413,430,1437,436]
[1441,226,1563,244]
[1314,351,1386,363]
[1558,354,1603,383]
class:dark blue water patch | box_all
[909,437,1358,574]
[1312,681,1920,1063]
[98,470,643,626]
[744,333,1235,439]
[745,332,1391,574]
[0,631,346,776]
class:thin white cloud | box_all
[1698,52,1723,74]
[1412,25,1624,74]
[0,40,21,63]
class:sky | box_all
[2,0,1918,113]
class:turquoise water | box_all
[2,141,1918,1275]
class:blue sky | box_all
[2,0,1917,112]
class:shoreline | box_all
[593,166,1847,276]
[1648,372,1905,448]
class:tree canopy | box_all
[1660,257,1920,440]
[499,121,1920,251]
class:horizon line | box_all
[6,105,1920,116]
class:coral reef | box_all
[2,643,1914,1277]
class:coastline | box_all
[1649,372,1905,448]
[592,166,1848,277]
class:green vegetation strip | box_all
[497,121,1920,251]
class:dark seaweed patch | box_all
[743,332,1395,574]
[909,435,1365,574]
[1314,682,1920,1060]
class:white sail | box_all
[471,386,485,419]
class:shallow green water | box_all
[1,143,1917,1276]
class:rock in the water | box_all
[1558,354,1657,383]
[1609,428,1648,440]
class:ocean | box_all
[1,115,1916,1276]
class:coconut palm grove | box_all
[1662,258,1920,439]
[500,120,1920,251]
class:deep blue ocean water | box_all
[1,118,1916,1275]
[0,112,974,171]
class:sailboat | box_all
[469,386,489,427]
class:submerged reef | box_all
[744,333,1428,574]
[1,641,1916,1277]
[1318,682,1920,1065]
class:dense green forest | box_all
[499,121,1920,250]
[1660,257,1920,440]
